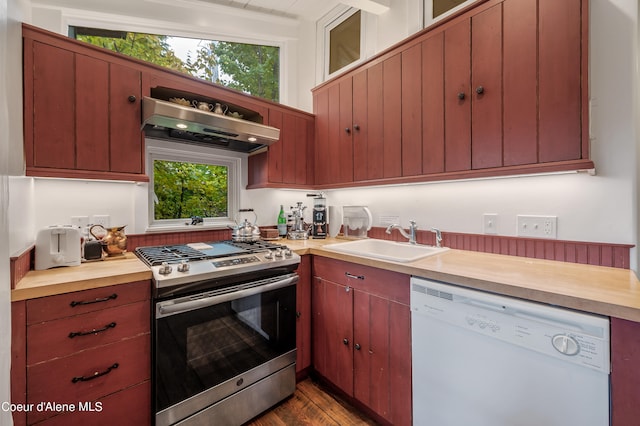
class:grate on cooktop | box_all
[135,245,209,266]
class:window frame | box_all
[320,6,368,81]
[146,140,241,231]
[423,0,478,28]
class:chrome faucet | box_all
[431,227,442,248]
[385,220,418,244]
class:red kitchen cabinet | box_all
[610,317,640,426]
[295,255,312,375]
[312,257,411,425]
[11,281,151,425]
[247,107,315,188]
[23,25,144,180]
[312,0,591,186]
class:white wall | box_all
[7,0,639,272]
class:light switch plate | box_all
[517,215,557,239]
[483,214,498,235]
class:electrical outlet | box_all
[70,215,89,229]
[92,214,110,227]
[483,214,498,235]
[517,215,557,239]
[379,215,400,227]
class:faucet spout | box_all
[385,220,418,244]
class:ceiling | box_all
[192,0,341,20]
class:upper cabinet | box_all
[23,26,145,181]
[22,24,315,186]
[312,0,592,188]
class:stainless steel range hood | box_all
[141,97,280,153]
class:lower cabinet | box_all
[296,255,312,374]
[610,317,640,426]
[312,257,412,426]
[11,281,151,426]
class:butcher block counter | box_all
[11,252,152,302]
[11,238,640,321]
[284,238,640,322]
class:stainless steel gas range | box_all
[135,240,301,426]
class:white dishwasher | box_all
[411,277,610,426]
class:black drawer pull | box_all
[71,363,119,383]
[70,293,117,307]
[68,322,116,339]
[345,272,365,280]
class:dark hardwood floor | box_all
[245,378,379,426]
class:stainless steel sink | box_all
[322,239,449,263]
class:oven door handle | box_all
[156,274,298,318]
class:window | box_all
[322,7,365,79]
[329,10,361,74]
[147,142,240,229]
[424,0,476,27]
[69,26,280,102]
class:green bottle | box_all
[278,205,287,237]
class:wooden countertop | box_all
[12,253,152,301]
[285,238,640,322]
[12,238,640,323]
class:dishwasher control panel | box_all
[410,277,610,373]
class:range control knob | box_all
[552,334,580,356]
[284,248,293,258]
[264,251,274,260]
[274,249,284,258]
[177,260,190,272]
[158,262,173,275]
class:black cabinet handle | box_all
[127,95,137,103]
[345,127,351,134]
[70,293,117,307]
[355,343,361,350]
[71,363,119,383]
[68,322,116,339]
[345,272,365,280]
[476,86,485,94]
[343,338,349,346]
[353,124,360,131]
[457,92,466,100]
[296,311,301,318]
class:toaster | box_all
[35,226,82,270]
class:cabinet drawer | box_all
[26,333,150,424]
[26,281,149,324]
[313,256,409,304]
[27,299,150,365]
[31,381,151,426]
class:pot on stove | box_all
[229,209,261,242]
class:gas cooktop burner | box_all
[135,240,288,267]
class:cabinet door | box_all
[352,69,369,181]
[422,32,445,174]
[312,276,353,394]
[539,0,583,162]
[503,0,537,166]
[75,54,109,171]
[268,109,284,183]
[313,87,331,185]
[382,54,403,178]
[296,255,312,373]
[109,63,143,174]
[338,78,354,183]
[401,44,423,176]
[470,4,503,169]
[30,41,75,170]
[443,18,472,172]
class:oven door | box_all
[154,273,298,425]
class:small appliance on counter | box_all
[342,206,373,239]
[35,225,81,270]
[288,201,309,240]
[307,193,327,239]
